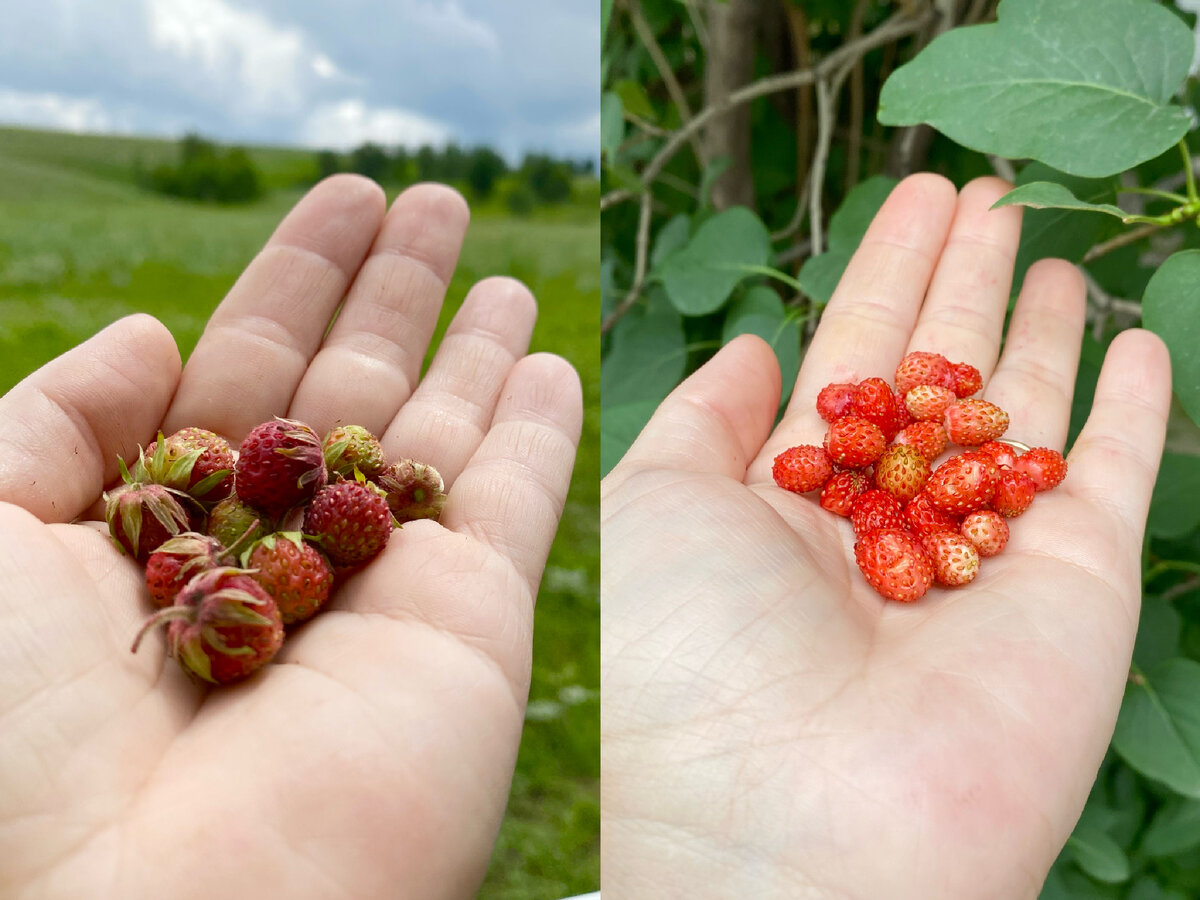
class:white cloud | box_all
[0,88,119,133]
[298,99,454,150]
[409,0,499,54]
[557,109,601,149]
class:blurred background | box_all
[0,1,599,896]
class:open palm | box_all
[602,175,1170,898]
[0,176,582,898]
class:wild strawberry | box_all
[235,418,327,516]
[852,377,906,440]
[854,527,934,602]
[924,532,980,586]
[142,428,235,501]
[304,481,393,567]
[904,384,957,422]
[992,470,1036,517]
[772,445,834,494]
[950,361,983,398]
[103,458,196,563]
[894,351,954,395]
[376,459,448,522]
[144,532,229,609]
[850,489,906,538]
[131,567,284,684]
[977,440,1019,469]
[323,425,386,479]
[816,383,858,422]
[944,398,1009,445]
[244,532,334,625]
[207,495,271,549]
[1014,447,1067,492]
[925,451,998,515]
[825,416,886,468]
[820,470,870,517]
[903,491,961,539]
[961,510,1009,557]
[892,389,914,432]
[874,445,929,504]
[893,421,948,462]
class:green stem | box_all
[1144,559,1200,584]
[1117,186,1189,204]
[1182,139,1198,204]
[733,263,804,293]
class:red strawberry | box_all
[773,445,834,494]
[904,384,957,422]
[144,532,228,609]
[376,459,448,522]
[924,532,980,586]
[1014,447,1067,492]
[961,510,1009,557]
[819,470,871,517]
[992,470,1036,517]
[816,383,858,422]
[850,489,906,538]
[245,532,334,625]
[894,351,954,395]
[892,389,914,432]
[950,361,983,398]
[925,451,998,515]
[235,418,327,516]
[893,421,948,463]
[874,445,930,504]
[323,425,386,479]
[142,428,235,501]
[977,440,1019,470]
[854,527,934,602]
[852,377,906,440]
[825,416,886,468]
[131,567,284,684]
[944,399,1009,445]
[207,495,271,549]
[103,458,196,563]
[304,481,393,567]
[903,491,961,539]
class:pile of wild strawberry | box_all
[104,419,445,684]
[772,351,1066,602]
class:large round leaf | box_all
[656,207,770,316]
[1066,824,1131,883]
[1112,658,1200,797]
[1143,250,1200,428]
[878,0,1194,177]
[722,285,800,407]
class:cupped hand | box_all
[0,176,582,899]
[602,174,1170,898]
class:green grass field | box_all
[0,125,599,897]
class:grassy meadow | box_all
[0,126,600,898]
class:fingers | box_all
[986,259,1087,448]
[615,335,781,484]
[380,276,537,486]
[1066,329,1171,536]
[0,315,180,522]
[791,173,957,408]
[906,177,1023,379]
[164,175,387,438]
[289,184,471,437]
[439,354,583,597]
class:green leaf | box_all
[797,175,898,306]
[1126,876,1190,900]
[1143,250,1200,427]
[1149,453,1200,539]
[877,0,1194,177]
[1112,658,1200,796]
[600,287,686,409]
[656,207,771,316]
[994,182,1136,221]
[601,91,624,162]
[1142,797,1200,857]
[1013,163,1120,294]
[1135,597,1183,669]
[601,0,614,47]
[722,286,800,407]
[650,214,690,269]
[601,401,659,477]
[613,79,656,121]
[1066,824,1131,883]
[698,155,732,210]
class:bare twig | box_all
[1163,574,1200,602]
[601,188,637,212]
[987,154,1016,183]
[682,0,709,51]
[624,111,672,138]
[603,191,654,334]
[629,0,707,165]
[1081,223,1161,264]
[845,0,871,191]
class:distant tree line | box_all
[139,133,261,203]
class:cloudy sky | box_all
[0,0,599,161]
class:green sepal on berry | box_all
[323,425,387,479]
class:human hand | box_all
[0,176,582,898]
[601,175,1170,898]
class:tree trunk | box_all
[703,0,764,209]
